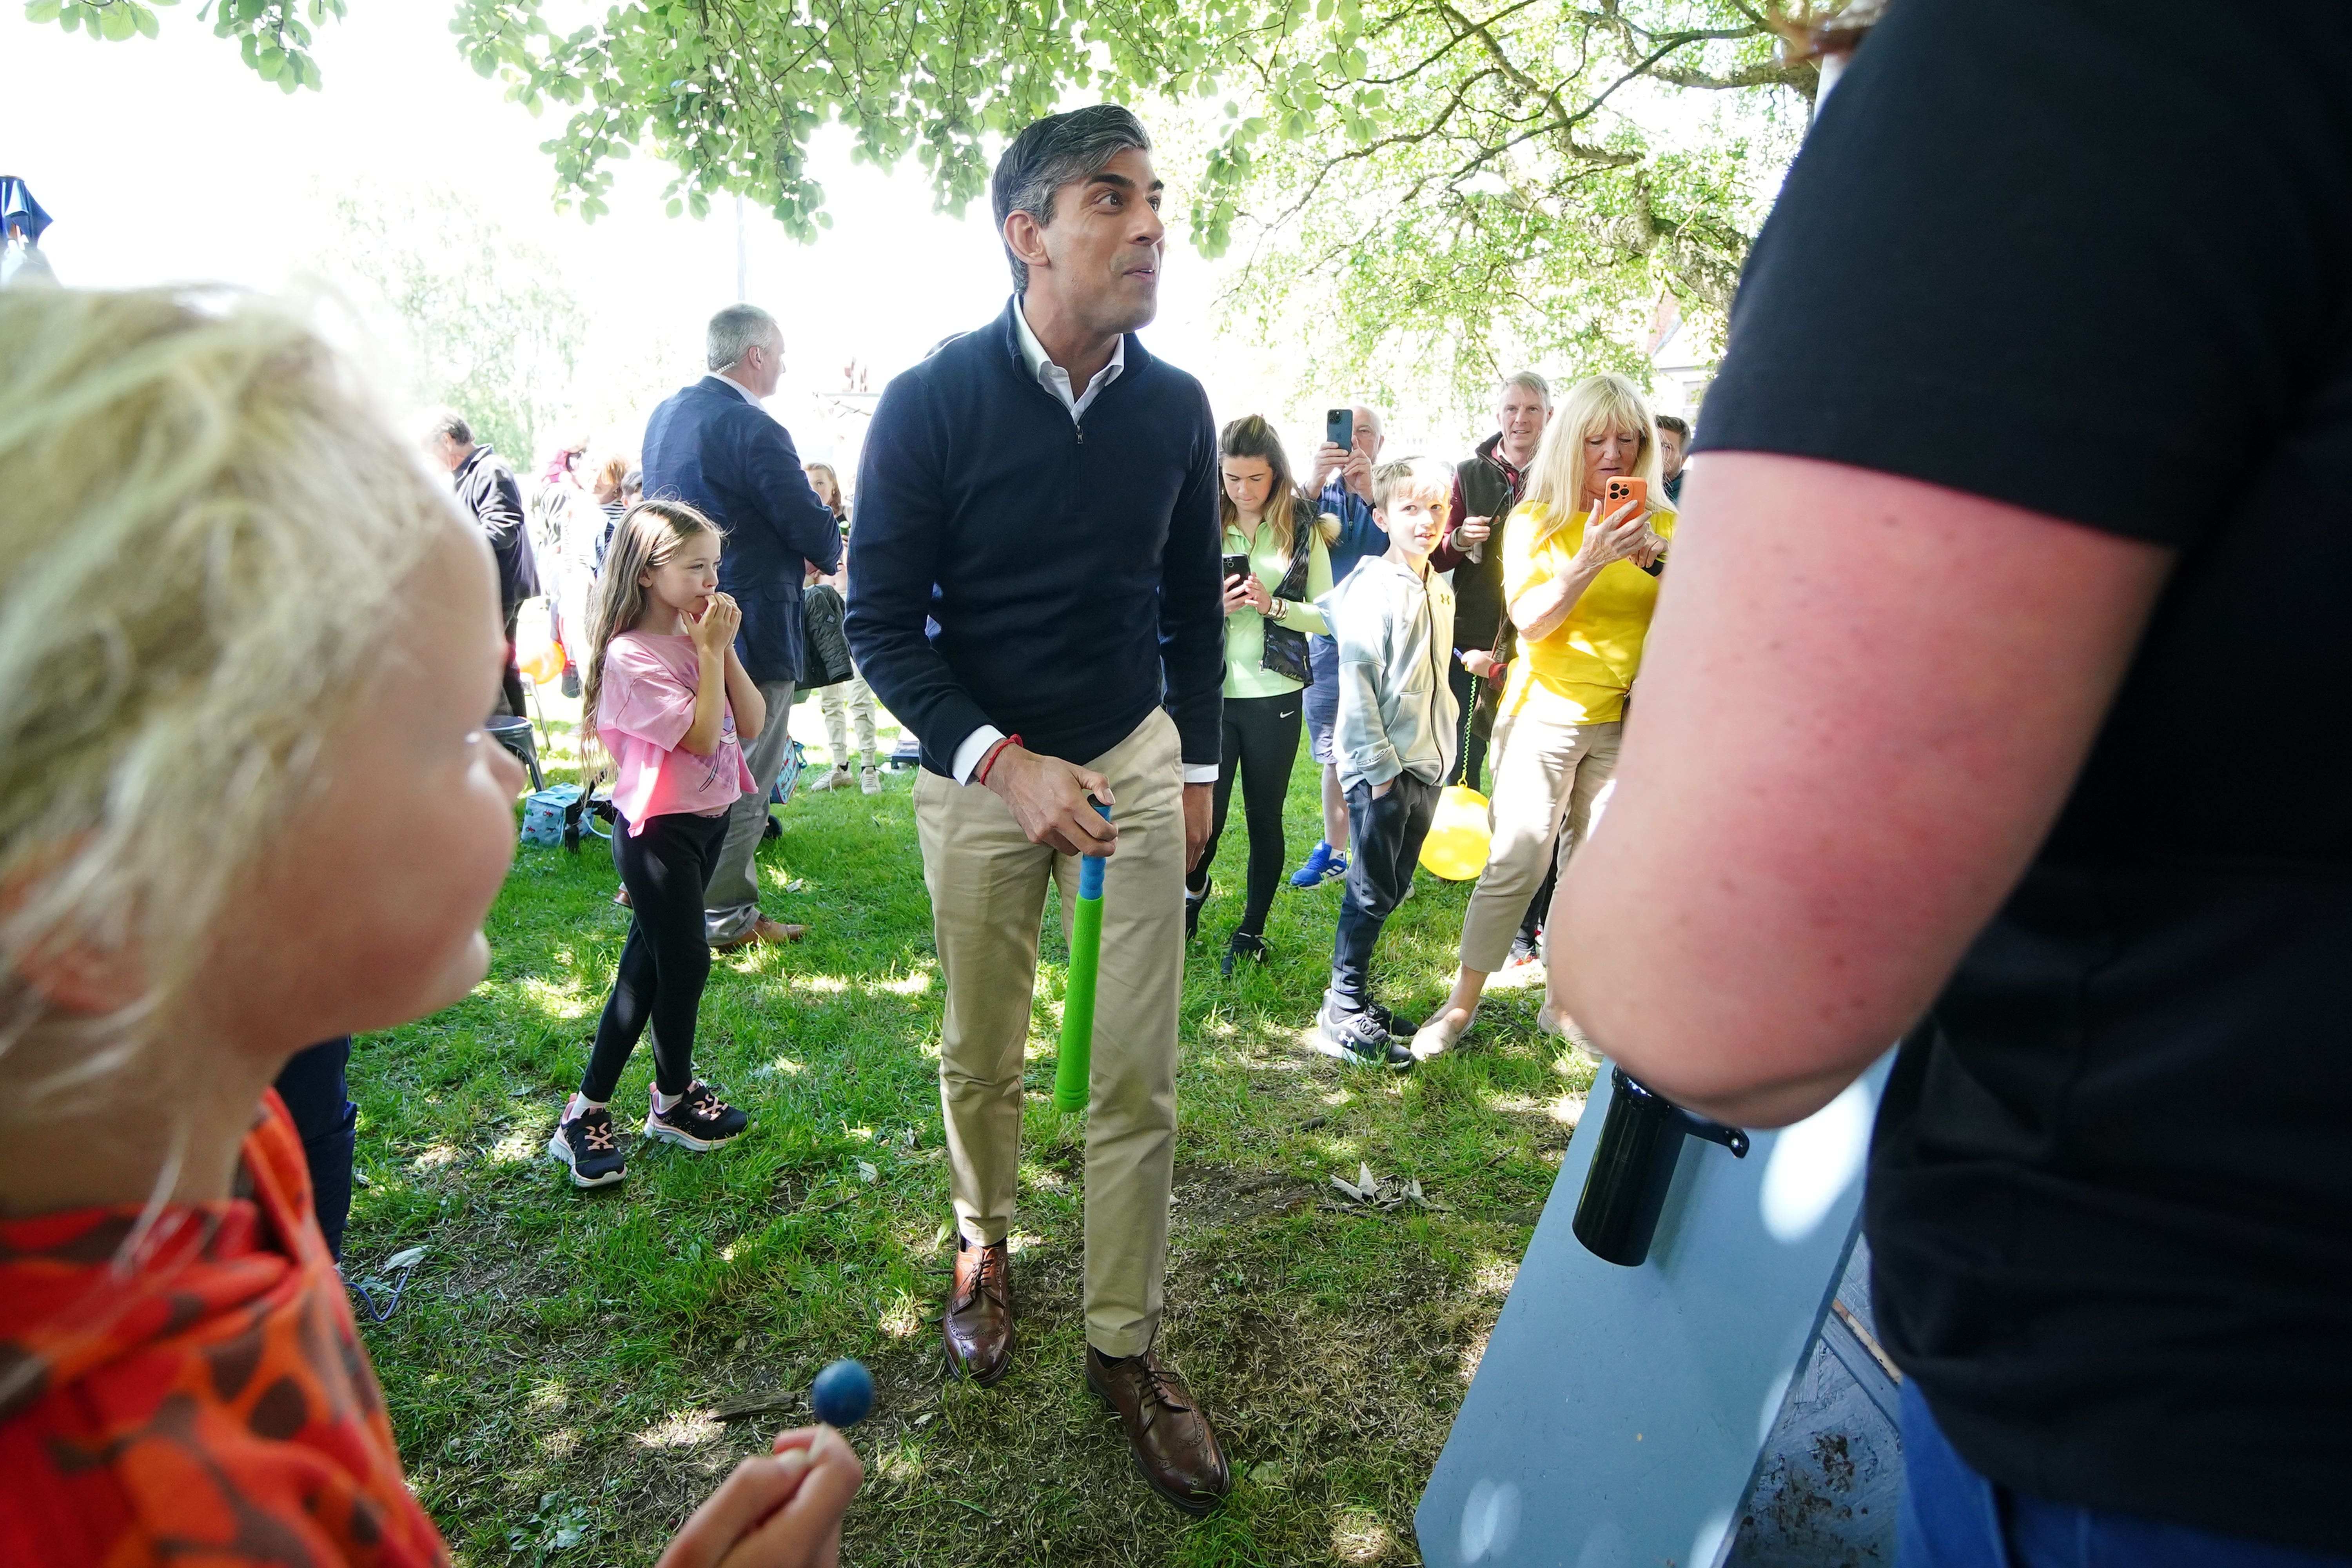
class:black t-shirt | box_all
[1694,0,2352,1551]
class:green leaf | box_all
[134,4,160,38]
[100,2,136,39]
[25,1,64,24]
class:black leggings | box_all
[582,808,730,1102]
[1185,691,1304,938]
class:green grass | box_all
[348,694,1595,1566]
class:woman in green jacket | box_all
[1187,416,1336,975]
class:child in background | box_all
[551,501,767,1188]
[0,288,858,1567]
[1314,457,1460,1069]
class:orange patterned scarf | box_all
[0,1090,448,1567]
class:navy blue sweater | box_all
[846,302,1224,776]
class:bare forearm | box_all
[1512,557,1604,643]
[1550,455,2170,1127]
[682,648,728,755]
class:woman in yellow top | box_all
[1185,416,1336,975]
[1414,373,1671,1057]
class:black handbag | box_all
[1258,508,1316,685]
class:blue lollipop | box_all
[810,1358,875,1428]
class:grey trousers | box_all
[704,677,797,944]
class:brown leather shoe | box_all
[942,1239,1014,1386]
[1086,1347,1232,1516]
[713,915,806,952]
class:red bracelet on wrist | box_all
[975,734,1022,786]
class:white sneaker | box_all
[807,766,853,792]
[1412,1009,1470,1060]
[859,765,882,795]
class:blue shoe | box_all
[1289,841,1340,888]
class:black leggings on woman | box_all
[581,808,730,1102]
[1185,692,1305,939]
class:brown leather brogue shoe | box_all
[1085,1346,1232,1516]
[942,1238,1014,1386]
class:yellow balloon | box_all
[1419,784,1493,881]
[521,636,566,686]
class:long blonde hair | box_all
[0,288,450,1088]
[581,499,724,769]
[1521,372,1661,545]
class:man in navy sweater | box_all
[847,105,1230,1517]
[641,304,841,951]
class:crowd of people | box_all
[8,3,2352,1562]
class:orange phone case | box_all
[1604,476,1648,512]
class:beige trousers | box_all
[1458,711,1622,973]
[913,709,1185,1357]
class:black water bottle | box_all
[1573,1067,1749,1267]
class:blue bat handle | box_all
[1078,797,1110,898]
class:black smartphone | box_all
[1326,407,1354,450]
[1221,552,1252,587]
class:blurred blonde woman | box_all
[0,288,858,1566]
[1414,373,1673,1058]
[804,460,881,793]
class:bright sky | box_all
[1,5,1348,478]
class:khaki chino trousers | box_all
[913,710,1185,1357]
[1458,710,1622,974]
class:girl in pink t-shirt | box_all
[550,501,768,1189]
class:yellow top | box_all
[1496,499,1677,726]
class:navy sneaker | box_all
[643,1082,750,1151]
[1314,1002,1414,1070]
[1365,1002,1420,1040]
[549,1103,626,1187]
[1289,842,1348,887]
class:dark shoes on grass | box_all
[549,1104,627,1187]
[550,1081,748,1188]
[942,1236,1015,1386]
[1314,1000,1415,1070]
[643,1082,750,1151]
[1220,931,1267,978]
[942,1238,1232,1515]
[1087,1347,1233,1517]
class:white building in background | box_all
[1644,290,1720,423]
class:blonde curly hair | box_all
[0,289,455,1094]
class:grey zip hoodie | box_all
[1321,554,1459,791]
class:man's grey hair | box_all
[707,303,781,372]
[418,406,472,448]
[991,105,1152,294]
[1654,412,1692,439]
[1499,370,1551,407]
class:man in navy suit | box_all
[641,304,842,950]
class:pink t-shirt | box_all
[598,632,756,834]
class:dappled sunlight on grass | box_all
[633,1410,724,1450]
[485,1125,545,1167]
[791,973,850,993]
[870,969,933,996]
[1330,1506,1396,1561]
[878,1291,925,1339]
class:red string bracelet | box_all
[975,733,1022,786]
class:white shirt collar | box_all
[1013,295,1125,420]
[706,371,761,406]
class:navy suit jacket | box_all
[640,376,842,684]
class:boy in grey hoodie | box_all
[1314,457,1460,1067]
